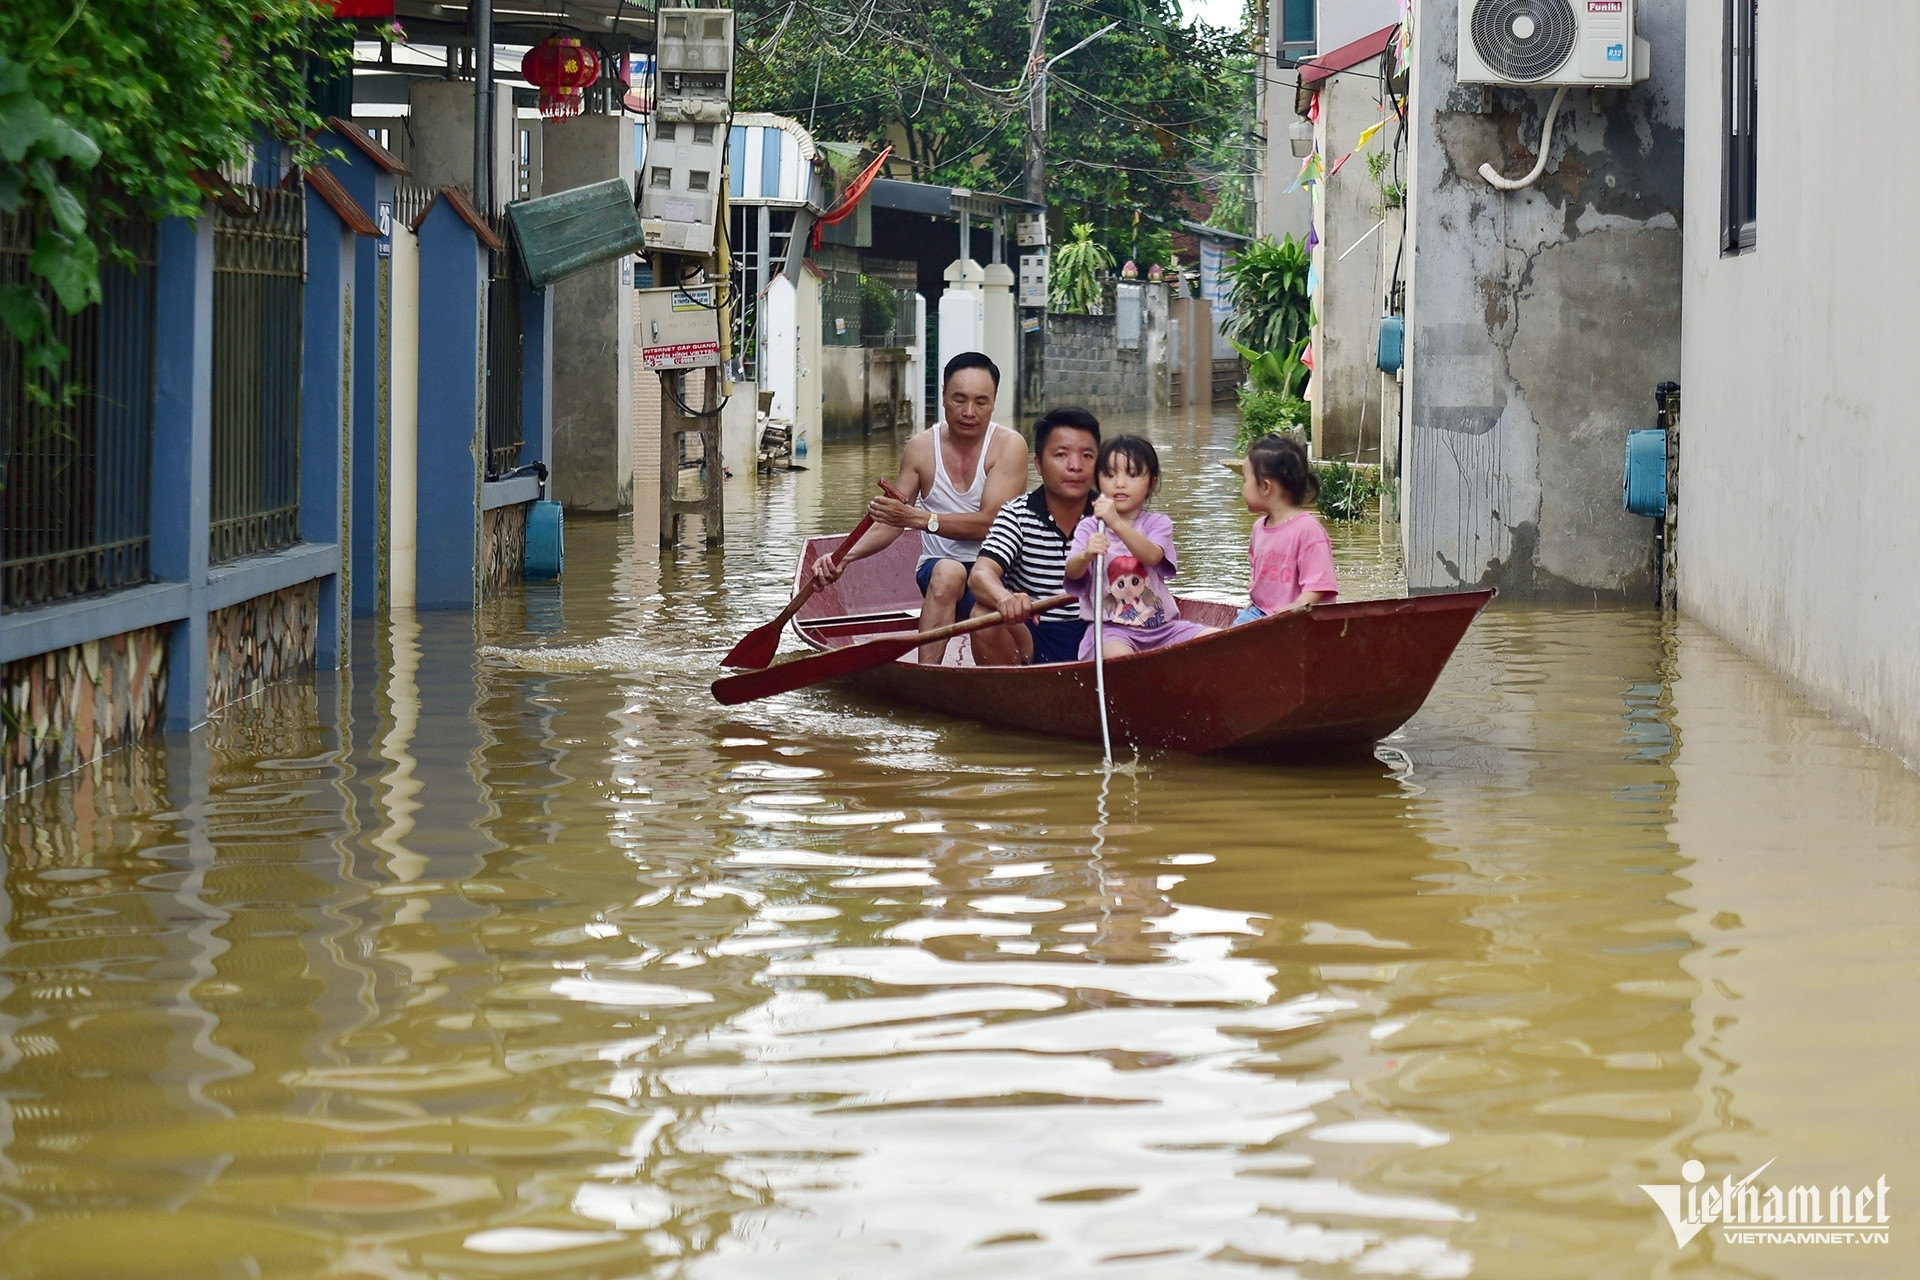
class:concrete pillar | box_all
[389,223,420,609]
[1144,282,1170,409]
[151,212,214,731]
[794,266,822,460]
[541,114,635,512]
[906,292,928,426]
[412,198,488,610]
[322,127,400,618]
[980,263,1017,428]
[764,272,798,423]
[300,189,356,666]
[406,79,516,211]
[938,258,985,402]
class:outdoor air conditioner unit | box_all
[1457,0,1651,86]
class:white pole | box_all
[1092,520,1112,762]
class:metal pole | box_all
[474,0,494,211]
[1023,0,1046,207]
[1092,522,1111,763]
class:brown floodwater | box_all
[2,410,1917,1280]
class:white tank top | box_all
[918,421,1006,566]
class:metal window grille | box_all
[210,188,305,564]
[1,211,158,609]
[1722,0,1758,254]
[485,222,525,480]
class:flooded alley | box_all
[2,411,1915,1279]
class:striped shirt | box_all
[978,487,1093,625]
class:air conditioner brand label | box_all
[1588,1,1624,10]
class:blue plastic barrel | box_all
[525,499,564,579]
[1376,316,1405,373]
[1623,429,1667,518]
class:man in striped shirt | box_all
[969,407,1102,665]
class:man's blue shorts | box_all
[1026,618,1088,665]
[915,558,975,619]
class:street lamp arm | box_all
[1046,21,1119,74]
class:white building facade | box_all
[1677,0,1920,765]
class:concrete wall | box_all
[1312,70,1395,461]
[819,346,911,436]
[1677,0,1920,766]
[1036,314,1151,418]
[1403,0,1684,600]
[1259,65,1314,245]
[1318,0,1401,54]
[543,115,635,512]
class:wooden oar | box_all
[720,479,906,669]
[711,594,1073,706]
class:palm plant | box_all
[1221,234,1312,356]
[1049,222,1114,314]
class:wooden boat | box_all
[790,531,1492,756]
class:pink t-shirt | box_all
[1249,512,1338,613]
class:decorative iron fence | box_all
[485,220,524,480]
[1,211,159,609]
[393,180,435,235]
[209,188,304,564]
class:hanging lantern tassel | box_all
[522,37,602,121]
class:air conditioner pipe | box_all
[1479,85,1571,191]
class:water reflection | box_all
[0,412,1916,1279]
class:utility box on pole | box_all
[645,5,735,548]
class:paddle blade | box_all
[719,618,784,669]
[711,633,920,705]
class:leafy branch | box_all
[0,50,102,398]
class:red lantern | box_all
[522,37,602,121]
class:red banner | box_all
[331,0,395,17]
[810,146,893,251]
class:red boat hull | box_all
[792,533,1490,756]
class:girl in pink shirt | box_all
[1236,434,1338,624]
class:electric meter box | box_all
[654,8,733,122]
[637,284,723,369]
[1016,210,1048,247]
[658,9,733,75]
[1018,252,1049,308]
[640,117,725,247]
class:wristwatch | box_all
[925,511,941,534]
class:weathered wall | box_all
[543,115,635,513]
[1404,0,1684,600]
[1,627,168,798]
[1313,70,1395,462]
[1677,0,1920,766]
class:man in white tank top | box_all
[810,352,1030,664]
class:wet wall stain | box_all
[1406,0,1685,603]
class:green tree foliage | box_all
[1049,222,1113,314]
[732,0,1246,257]
[1,0,343,388]
[0,50,101,384]
[1221,233,1311,355]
